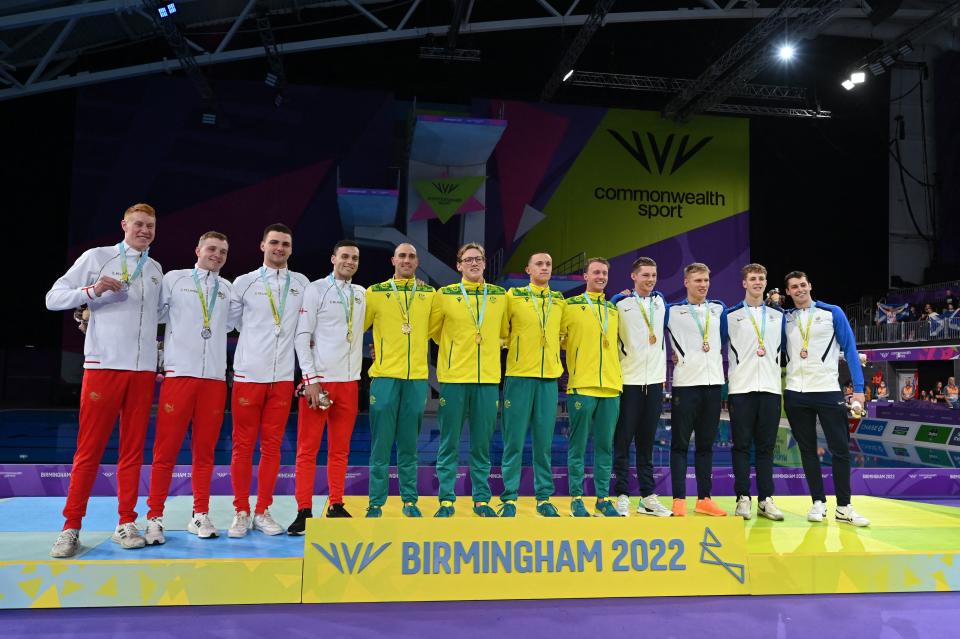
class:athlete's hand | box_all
[93,276,123,296]
[621,289,630,296]
[369,343,376,360]
[303,383,323,410]
[671,351,678,365]
[852,392,865,406]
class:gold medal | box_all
[474,332,483,345]
[603,338,610,348]
[346,330,353,343]
[540,334,547,347]
[702,342,710,353]
[649,334,657,345]
[401,322,412,334]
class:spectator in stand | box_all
[922,303,935,320]
[843,382,854,404]
[901,380,915,401]
[876,381,889,401]
[934,381,945,404]
[946,290,956,308]
[947,303,956,314]
[908,305,919,321]
[945,377,959,409]
[919,390,929,402]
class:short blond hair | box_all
[124,203,156,219]
[457,242,485,262]
[584,257,610,272]
[684,262,710,277]
[741,263,767,279]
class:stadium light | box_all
[841,79,856,90]
[777,44,795,62]
[562,69,574,82]
[851,71,866,84]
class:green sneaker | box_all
[402,502,422,518]
[571,498,591,517]
[497,501,517,517]
[595,498,621,517]
[365,505,382,518]
[433,500,456,518]
[473,502,497,517]
[536,501,560,517]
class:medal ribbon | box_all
[583,292,609,340]
[389,278,418,325]
[118,242,149,284]
[746,303,767,349]
[459,281,489,337]
[797,307,815,352]
[259,267,291,331]
[527,285,553,341]
[192,268,220,331]
[328,274,355,338]
[632,292,656,341]
[688,301,711,347]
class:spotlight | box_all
[867,61,886,76]
[841,79,856,90]
[881,54,896,66]
[562,69,574,82]
[158,2,177,18]
[851,71,866,84]
[777,45,795,62]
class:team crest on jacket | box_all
[503,399,511,409]
[369,395,377,405]
[574,401,583,410]
[151,276,160,285]
[217,291,226,300]
[290,289,300,296]
[163,403,175,413]
[237,397,250,407]
[439,397,446,407]
[89,391,102,402]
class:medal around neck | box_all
[201,327,212,340]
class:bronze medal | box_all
[649,334,657,345]
[401,322,412,334]
[757,347,766,357]
[702,342,710,353]
[800,348,808,359]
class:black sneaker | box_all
[327,503,352,518]
[287,508,312,535]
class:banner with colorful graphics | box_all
[302,517,749,603]
[412,176,486,222]
[488,100,749,301]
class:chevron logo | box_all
[312,542,392,575]
[699,527,745,583]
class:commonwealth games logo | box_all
[699,527,745,583]
[608,130,713,175]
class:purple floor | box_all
[3,592,959,638]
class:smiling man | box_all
[498,252,566,517]
[665,262,727,518]
[228,224,310,538]
[428,243,507,518]
[288,240,367,530]
[561,257,622,517]
[361,243,436,519]
[46,203,163,558]
[145,232,234,544]
[783,270,869,527]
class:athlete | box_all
[146,232,233,543]
[287,241,366,531]
[46,203,163,557]
[228,224,309,537]
[498,252,565,517]
[560,257,622,517]
[610,257,672,517]
[783,271,870,526]
[361,243,435,519]
[428,243,507,517]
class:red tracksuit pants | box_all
[147,377,226,518]
[230,381,294,514]
[63,369,155,530]
[295,381,358,510]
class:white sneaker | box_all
[638,494,673,517]
[615,494,630,517]
[758,497,784,521]
[187,512,218,538]
[111,522,146,549]
[735,495,752,520]
[228,511,250,538]
[253,509,284,536]
[50,529,80,558]
[145,517,165,545]
[836,505,870,527]
[807,500,827,523]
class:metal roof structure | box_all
[0,0,956,104]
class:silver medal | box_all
[200,327,212,340]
